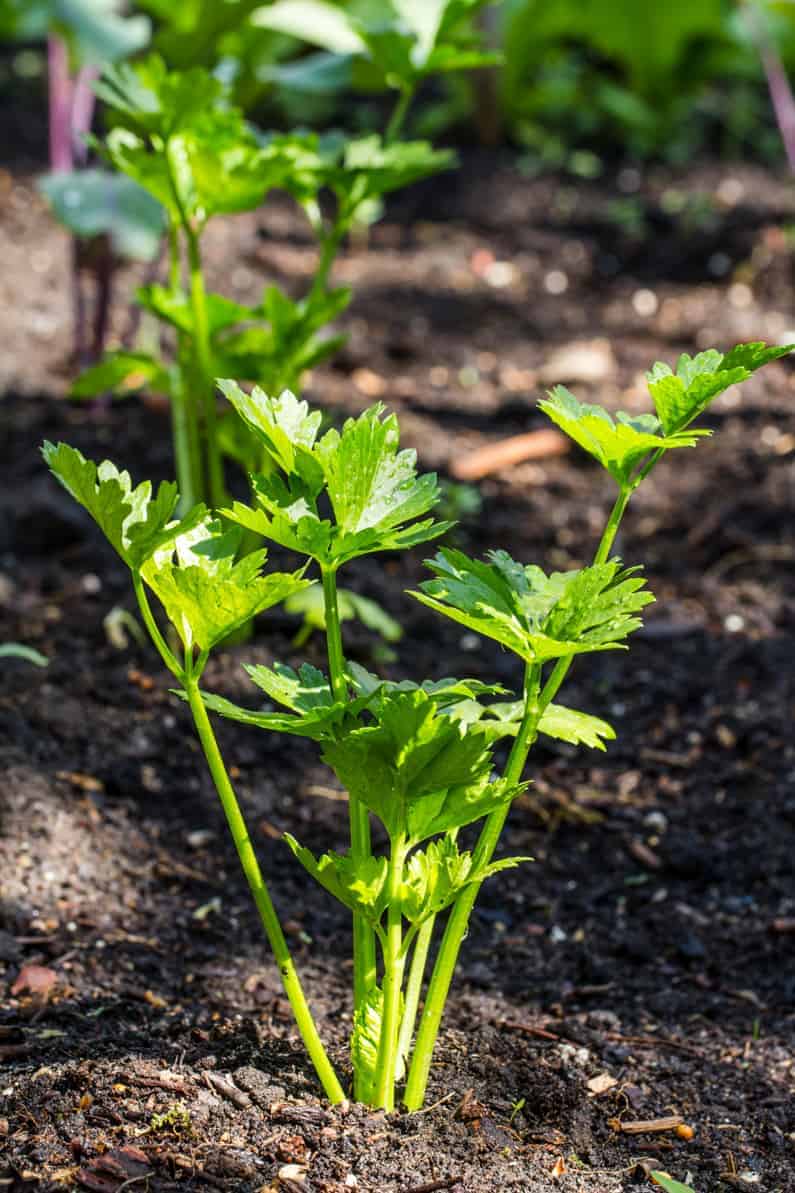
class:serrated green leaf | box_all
[284,835,388,919]
[646,341,795,434]
[142,516,309,651]
[252,0,364,54]
[347,660,508,705]
[539,386,707,484]
[70,351,171,400]
[400,836,530,923]
[316,404,438,534]
[321,688,517,842]
[42,442,184,569]
[412,548,653,664]
[222,396,450,566]
[217,382,324,478]
[196,660,376,739]
[137,286,254,338]
[350,984,386,1099]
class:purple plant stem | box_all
[48,35,74,172]
[71,65,99,165]
[748,3,795,173]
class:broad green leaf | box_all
[42,442,183,569]
[252,0,364,54]
[316,404,438,534]
[649,1174,696,1193]
[412,548,654,664]
[94,55,225,137]
[646,341,795,434]
[39,170,164,261]
[54,0,150,65]
[539,386,707,485]
[347,661,508,706]
[284,836,388,919]
[142,517,309,651]
[0,643,48,667]
[71,352,171,400]
[222,397,450,566]
[472,700,615,750]
[217,382,323,478]
[321,688,515,842]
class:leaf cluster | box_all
[539,341,794,486]
[220,386,451,567]
[254,0,499,97]
[412,547,653,664]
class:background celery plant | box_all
[44,339,791,1110]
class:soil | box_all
[1,146,795,1193]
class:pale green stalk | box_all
[321,567,377,1019]
[373,834,408,1110]
[132,577,345,1105]
[404,483,634,1110]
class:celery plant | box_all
[72,2,497,510]
[44,340,791,1111]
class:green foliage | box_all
[0,0,149,65]
[41,441,185,569]
[39,170,165,262]
[413,549,653,664]
[254,0,497,95]
[284,583,402,648]
[538,388,707,485]
[649,1174,696,1193]
[321,688,519,843]
[142,518,309,652]
[645,341,795,434]
[221,391,451,567]
[44,342,792,1116]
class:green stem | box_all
[385,86,413,145]
[309,219,345,304]
[132,574,182,680]
[166,222,201,510]
[404,485,635,1111]
[395,915,433,1082]
[321,568,377,1020]
[186,227,225,510]
[184,676,345,1104]
[373,835,407,1110]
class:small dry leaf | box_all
[143,989,166,1009]
[586,1072,617,1096]
[56,770,104,792]
[11,963,58,997]
[78,1093,93,1111]
[550,1156,566,1179]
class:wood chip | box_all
[608,1115,684,1134]
[586,1072,617,1096]
[550,1156,567,1179]
[450,429,569,480]
[11,963,58,997]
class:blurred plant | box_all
[0,0,155,362]
[0,643,48,666]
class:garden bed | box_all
[1,156,794,1192]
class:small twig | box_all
[404,1179,463,1193]
[500,1019,560,1041]
[604,1032,704,1058]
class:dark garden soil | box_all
[1,152,795,1193]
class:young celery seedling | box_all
[45,340,791,1111]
